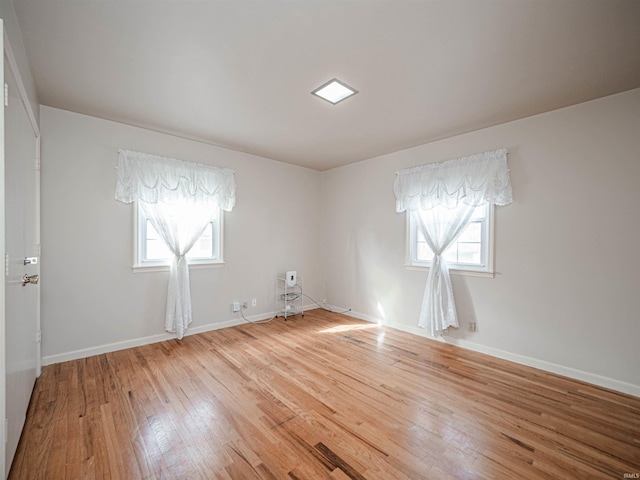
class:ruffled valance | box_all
[394,148,512,212]
[115,149,236,211]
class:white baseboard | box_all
[42,303,316,366]
[42,316,243,366]
[341,309,640,398]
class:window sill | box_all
[404,264,495,278]
[132,261,225,273]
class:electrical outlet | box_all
[251,298,257,307]
[468,322,477,332]
[242,301,248,309]
[232,302,240,313]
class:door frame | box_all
[1,18,6,478]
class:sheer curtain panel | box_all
[115,150,236,339]
[394,149,512,336]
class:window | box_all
[408,204,494,274]
[135,204,223,268]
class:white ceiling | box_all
[13,0,640,171]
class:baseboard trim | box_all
[42,317,243,366]
[42,303,316,366]
[341,309,640,398]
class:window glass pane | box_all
[457,221,482,243]
[469,206,486,220]
[416,242,433,262]
[186,222,214,259]
[457,243,482,264]
[146,221,171,260]
[443,247,458,264]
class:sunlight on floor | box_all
[319,323,379,334]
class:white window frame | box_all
[406,204,495,278]
[133,202,224,272]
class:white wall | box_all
[320,88,640,394]
[40,106,322,361]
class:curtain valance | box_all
[115,149,236,211]
[394,148,512,212]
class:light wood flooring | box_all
[9,309,640,479]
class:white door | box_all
[3,39,40,475]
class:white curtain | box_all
[115,150,236,339]
[394,149,512,336]
[412,206,476,336]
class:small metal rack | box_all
[275,275,303,320]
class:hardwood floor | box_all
[9,309,640,479]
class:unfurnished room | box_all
[0,1,639,479]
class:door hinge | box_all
[4,83,8,107]
[36,330,42,343]
[35,157,41,171]
[4,253,9,277]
